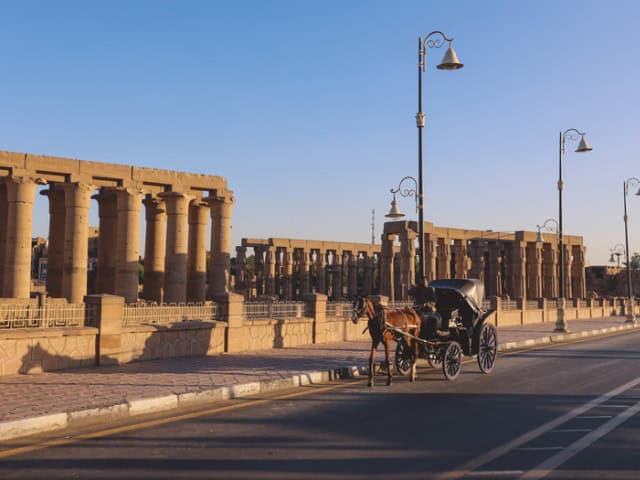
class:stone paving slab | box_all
[0,316,637,442]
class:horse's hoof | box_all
[368,382,373,388]
[386,380,392,386]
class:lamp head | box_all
[535,227,544,244]
[635,187,640,196]
[385,195,405,219]
[609,253,615,263]
[437,43,464,70]
[575,135,592,153]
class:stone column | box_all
[207,193,234,298]
[511,241,527,299]
[426,236,438,281]
[315,250,327,294]
[254,246,264,296]
[41,186,66,297]
[437,238,451,280]
[487,241,502,297]
[454,239,468,279]
[363,254,374,295]
[572,245,586,299]
[264,246,276,296]
[234,246,246,295]
[348,252,358,298]
[333,252,343,300]
[159,192,190,303]
[61,182,93,304]
[92,189,118,295]
[115,188,143,304]
[542,243,558,298]
[0,182,6,295]
[187,200,210,302]
[380,234,394,298]
[527,242,543,299]
[300,249,311,295]
[3,176,40,298]
[563,244,573,299]
[142,196,166,302]
[468,240,483,279]
[284,250,294,300]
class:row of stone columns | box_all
[0,175,234,304]
[235,246,377,300]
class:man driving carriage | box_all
[408,277,444,338]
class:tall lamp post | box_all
[623,177,640,322]
[609,244,626,267]
[415,31,463,284]
[557,129,592,332]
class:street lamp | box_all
[623,177,640,322]
[557,129,592,332]
[415,31,463,284]
[535,218,559,244]
[385,176,418,220]
[609,243,626,267]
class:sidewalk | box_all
[1,316,638,442]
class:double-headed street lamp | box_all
[556,129,592,332]
[609,243,626,267]
[415,31,463,284]
[623,177,640,322]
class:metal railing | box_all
[244,301,307,320]
[501,300,518,310]
[547,299,558,309]
[0,304,86,329]
[526,300,541,310]
[326,301,352,319]
[123,302,218,326]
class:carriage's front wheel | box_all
[394,339,414,377]
[442,341,462,381]
[477,323,498,374]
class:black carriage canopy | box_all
[427,278,486,318]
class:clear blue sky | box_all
[2,0,639,265]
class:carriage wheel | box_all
[477,323,498,374]
[394,339,414,377]
[427,349,443,369]
[442,341,462,381]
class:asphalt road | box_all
[1,330,640,479]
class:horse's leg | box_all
[383,334,393,386]
[368,339,378,388]
[410,337,418,382]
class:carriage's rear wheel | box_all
[394,339,414,377]
[477,323,498,374]
[442,341,462,381]
[427,349,443,369]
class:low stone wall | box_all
[0,327,97,375]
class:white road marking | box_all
[520,399,640,479]
[437,375,640,480]
[550,429,592,433]
[576,415,612,419]
[465,471,524,478]
[597,404,630,408]
[516,447,564,452]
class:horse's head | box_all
[351,296,367,324]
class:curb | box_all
[1,323,638,443]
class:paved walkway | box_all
[0,316,637,440]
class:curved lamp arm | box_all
[390,176,419,212]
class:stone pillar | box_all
[61,182,93,304]
[207,193,234,298]
[563,244,573,299]
[159,192,190,303]
[85,294,125,365]
[437,238,451,280]
[315,250,327,294]
[487,241,502,297]
[0,182,6,295]
[333,252,343,299]
[93,189,118,295]
[542,243,558,299]
[41,186,66,297]
[254,246,264,296]
[380,234,394,298]
[3,176,40,298]
[348,252,358,298]
[142,196,166,302]
[454,239,468,279]
[187,200,210,302]
[284,250,294,300]
[399,230,416,298]
[263,246,276,296]
[115,188,143,304]
[300,249,311,295]
[363,254,373,295]
[468,240,483,280]
[234,246,246,295]
[527,242,543,299]
[572,245,586,299]
[511,241,526,299]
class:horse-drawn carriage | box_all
[352,278,497,386]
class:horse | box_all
[351,296,421,387]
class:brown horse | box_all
[351,296,421,387]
